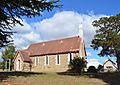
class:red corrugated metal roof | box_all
[27,36,81,56]
[20,50,31,62]
[14,50,31,62]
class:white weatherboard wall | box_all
[104,60,117,72]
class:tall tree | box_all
[0,0,60,47]
[2,45,15,60]
[1,44,16,70]
[91,14,120,71]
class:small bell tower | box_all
[78,23,84,58]
[78,23,83,42]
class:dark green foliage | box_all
[0,61,5,71]
[0,0,61,48]
[87,66,97,73]
[1,44,16,71]
[91,14,120,71]
[2,45,15,60]
[97,64,104,72]
[68,57,86,74]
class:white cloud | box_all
[13,19,32,34]
[32,11,82,40]
[23,32,40,42]
[87,59,101,68]
[86,52,92,56]
[32,11,106,47]
[12,11,107,50]
[12,20,41,50]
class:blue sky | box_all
[61,0,120,15]
[25,0,120,23]
[0,0,120,64]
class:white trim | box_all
[35,57,40,66]
[16,59,21,71]
[79,49,83,58]
[56,54,60,65]
[35,57,36,66]
[44,56,46,65]
[47,56,49,65]
[71,53,74,60]
[45,55,49,65]
[68,53,74,64]
[38,57,40,65]
[68,53,70,64]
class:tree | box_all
[91,14,120,71]
[87,66,97,73]
[0,0,60,47]
[1,44,16,70]
[0,61,5,71]
[68,56,86,74]
[97,64,103,72]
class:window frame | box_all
[56,54,61,65]
[35,57,39,66]
[45,55,49,65]
[68,53,74,64]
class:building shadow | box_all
[0,71,45,82]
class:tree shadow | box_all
[57,71,120,85]
[57,71,84,76]
[91,72,120,85]
[0,71,45,82]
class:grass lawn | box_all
[0,72,120,85]
[0,69,2,72]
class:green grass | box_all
[0,72,120,85]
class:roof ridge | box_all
[19,50,31,62]
[29,36,80,46]
[103,59,116,65]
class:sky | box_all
[0,0,120,65]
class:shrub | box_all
[87,66,97,73]
[97,64,104,72]
[68,56,86,74]
[0,61,5,71]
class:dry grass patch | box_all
[0,72,106,85]
[1,72,120,85]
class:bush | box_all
[68,57,86,74]
[87,66,97,73]
[0,61,5,71]
[97,64,104,72]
